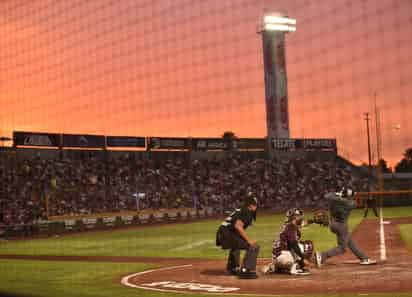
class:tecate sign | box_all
[142,281,239,293]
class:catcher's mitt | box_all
[308,209,329,226]
[298,240,314,260]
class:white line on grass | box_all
[172,240,214,251]
[379,206,387,261]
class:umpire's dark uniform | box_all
[364,196,378,218]
[216,196,260,278]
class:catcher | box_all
[262,208,314,276]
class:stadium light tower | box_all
[258,12,296,154]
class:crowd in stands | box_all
[0,152,368,227]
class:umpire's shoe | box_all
[227,266,240,276]
[238,267,258,279]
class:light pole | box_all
[258,12,296,157]
[364,113,373,193]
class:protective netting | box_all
[0,0,411,164]
[0,1,411,236]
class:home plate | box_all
[383,221,391,225]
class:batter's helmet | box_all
[339,186,355,198]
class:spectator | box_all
[0,151,367,227]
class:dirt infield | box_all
[121,218,412,295]
[1,217,412,295]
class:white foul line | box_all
[379,206,386,261]
[172,240,214,251]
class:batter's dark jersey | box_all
[326,192,356,223]
[272,223,301,257]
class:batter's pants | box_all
[321,220,367,262]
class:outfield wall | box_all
[0,208,216,239]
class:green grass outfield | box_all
[1,259,412,297]
[399,224,412,251]
[0,210,366,258]
[0,206,411,297]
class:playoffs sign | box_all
[272,138,337,151]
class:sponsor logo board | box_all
[82,218,97,229]
[107,136,145,147]
[14,131,60,147]
[121,215,134,225]
[102,217,116,227]
[152,211,165,222]
[64,220,76,230]
[138,213,151,223]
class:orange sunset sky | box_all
[0,0,411,166]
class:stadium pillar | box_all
[258,12,295,157]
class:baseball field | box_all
[1,207,412,297]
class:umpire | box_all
[364,195,378,218]
[216,193,260,279]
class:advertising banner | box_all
[152,211,165,222]
[206,208,214,216]
[120,215,135,226]
[191,138,228,151]
[62,134,105,148]
[64,219,77,231]
[198,209,206,218]
[179,210,189,219]
[148,137,189,150]
[272,138,337,151]
[82,218,98,229]
[276,41,290,136]
[189,209,197,218]
[14,131,60,147]
[234,138,266,150]
[107,136,145,148]
[167,210,179,221]
[102,216,117,227]
[138,213,151,223]
[272,138,298,150]
[302,139,336,150]
[37,220,50,234]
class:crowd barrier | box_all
[0,208,216,238]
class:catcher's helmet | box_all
[285,208,304,225]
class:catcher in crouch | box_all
[262,208,314,276]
